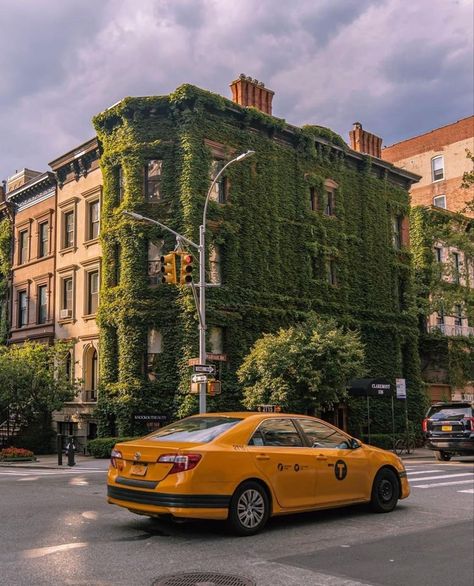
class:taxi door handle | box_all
[315,454,328,461]
[256,454,270,461]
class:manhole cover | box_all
[152,572,255,586]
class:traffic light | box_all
[180,253,194,285]
[160,253,177,284]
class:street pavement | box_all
[1,450,472,586]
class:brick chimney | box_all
[7,168,42,193]
[230,74,274,115]
[349,122,382,159]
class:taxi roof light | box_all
[158,453,202,474]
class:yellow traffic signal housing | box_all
[180,253,194,285]
[160,253,177,284]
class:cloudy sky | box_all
[1,0,472,180]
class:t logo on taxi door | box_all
[334,460,347,480]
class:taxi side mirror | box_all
[349,438,361,449]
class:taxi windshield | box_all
[147,416,242,443]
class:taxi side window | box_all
[249,419,303,447]
[298,419,350,449]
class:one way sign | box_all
[193,364,216,375]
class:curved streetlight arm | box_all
[202,150,255,231]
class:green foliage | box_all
[0,218,12,344]
[0,341,79,442]
[238,315,365,412]
[87,436,139,458]
[92,82,426,435]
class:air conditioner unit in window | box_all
[60,309,72,319]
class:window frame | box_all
[17,290,28,328]
[144,159,163,201]
[63,210,75,249]
[38,222,49,258]
[18,229,28,265]
[37,284,48,325]
[327,259,337,286]
[431,155,444,182]
[86,269,99,316]
[433,195,446,209]
[87,199,100,241]
[295,418,352,449]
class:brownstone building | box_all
[5,169,56,345]
[49,138,102,445]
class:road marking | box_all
[409,472,473,482]
[406,470,441,475]
[413,479,474,488]
[0,470,105,476]
[21,542,88,559]
[458,488,474,494]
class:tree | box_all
[237,315,365,414]
[0,341,79,449]
[461,149,474,214]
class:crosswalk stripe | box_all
[413,479,474,488]
[407,470,440,475]
[458,488,474,494]
[409,473,473,482]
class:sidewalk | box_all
[0,448,434,470]
[0,453,108,469]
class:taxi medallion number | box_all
[130,463,147,476]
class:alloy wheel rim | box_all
[237,489,265,528]
[379,479,394,502]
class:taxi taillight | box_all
[422,418,428,432]
[158,453,202,474]
[465,417,474,431]
[110,449,123,469]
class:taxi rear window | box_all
[147,416,242,443]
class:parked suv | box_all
[423,401,474,461]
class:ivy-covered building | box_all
[92,75,427,438]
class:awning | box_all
[348,378,393,398]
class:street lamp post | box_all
[123,149,254,414]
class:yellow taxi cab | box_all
[107,411,409,535]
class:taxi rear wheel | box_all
[227,481,270,536]
[370,468,400,513]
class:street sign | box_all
[396,378,407,399]
[188,354,228,366]
[191,374,208,384]
[193,364,216,375]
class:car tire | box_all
[227,481,270,536]
[370,468,400,513]
[434,450,451,461]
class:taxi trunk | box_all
[111,439,204,483]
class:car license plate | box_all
[130,463,147,476]
[441,425,452,432]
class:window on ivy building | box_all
[117,165,124,203]
[88,200,100,240]
[327,259,337,286]
[208,326,224,354]
[452,252,461,283]
[324,179,338,217]
[210,160,228,204]
[454,305,463,330]
[147,240,163,286]
[144,159,162,201]
[209,244,221,284]
[147,328,163,380]
[309,186,317,211]
[83,346,98,402]
[434,246,443,263]
[392,216,402,249]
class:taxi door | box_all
[296,418,370,505]
[247,418,317,509]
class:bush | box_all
[360,434,397,451]
[87,436,139,458]
[0,447,35,460]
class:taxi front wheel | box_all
[227,481,270,536]
[370,468,400,513]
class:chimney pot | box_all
[230,74,275,116]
